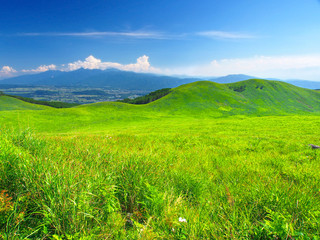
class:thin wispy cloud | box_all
[15,30,256,41]
[17,31,166,39]
[197,31,256,39]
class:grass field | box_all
[1,80,320,239]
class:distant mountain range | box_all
[281,80,320,90]
[1,69,320,90]
[208,74,256,83]
[0,68,198,91]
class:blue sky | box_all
[2,0,320,80]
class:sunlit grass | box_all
[1,79,320,238]
[1,116,320,239]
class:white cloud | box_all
[197,31,255,39]
[60,54,320,80]
[1,66,17,73]
[66,55,122,71]
[22,64,57,73]
[0,55,160,79]
[122,55,157,72]
[167,55,320,80]
[0,66,17,78]
[65,55,159,73]
[4,54,320,81]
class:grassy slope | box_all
[147,80,320,115]
[228,79,320,114]
[146,81,247,116]
[1,79,320,238]
[0,96,50,111]
[1,116,320,239]
[2,79,320,134]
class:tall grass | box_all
[1,116,320,239]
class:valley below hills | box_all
[1,69,320,104]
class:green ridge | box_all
[2,79,320,115]
[1,79,320,133]
[227,79,320,114]
[0,96,50,111]
[146,79,320,116]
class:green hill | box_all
[1,79,320,133]
[0,96,50,111]
[228,79,320,114]
[146,81,246,116]
[3,79,319,116]
[146,79,320,116]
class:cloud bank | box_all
[2,54,320,81]
[0,55,159,79]
[166,55,320,80]
[22,64,57,73]
[65,55,159,73]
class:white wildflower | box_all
[179,217,187,223]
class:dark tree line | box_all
[1,93,79,108]
[119,88,171,104]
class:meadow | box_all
[1,80,320,239]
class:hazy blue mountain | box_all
[283,80,320,90]
[0,70,65,85]
[209,75,320,90]
[1,69,319,90]
[0,68,200,91]
[208,74,256,84]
